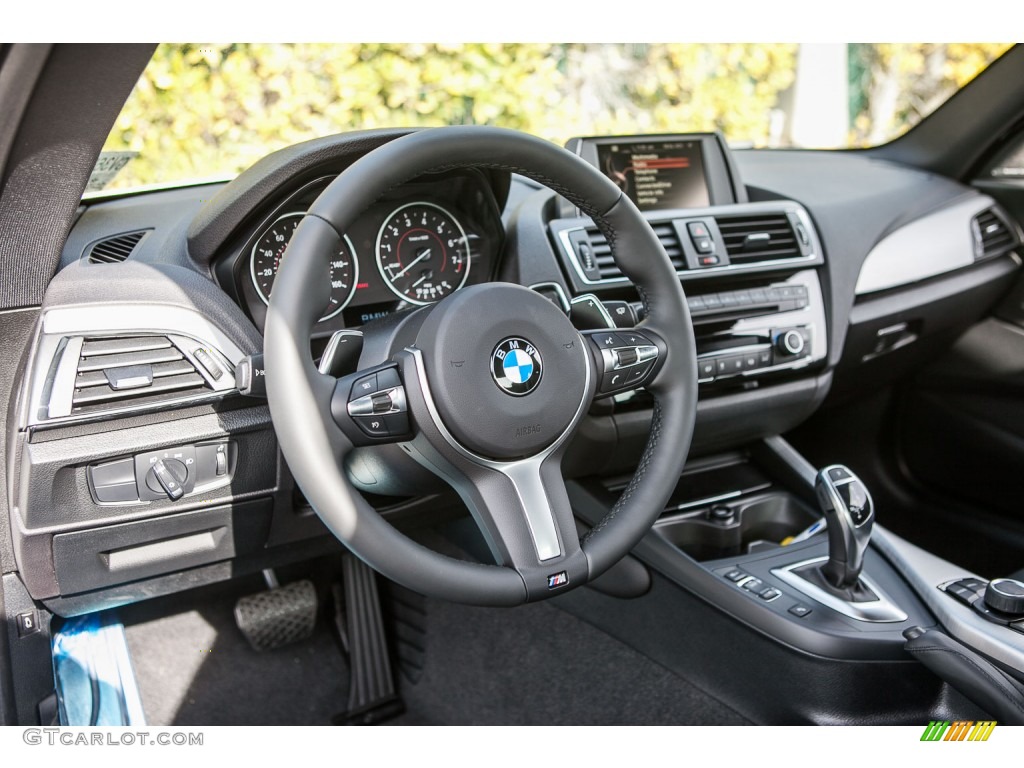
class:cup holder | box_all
[653,492,818,562]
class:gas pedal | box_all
[333,553,404,725]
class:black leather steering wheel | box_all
[264,126,697,606]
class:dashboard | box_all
[10,127,1023,616]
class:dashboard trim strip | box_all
[855,194,996,295]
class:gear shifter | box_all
[815,465,874,590]
[774,463,905,621]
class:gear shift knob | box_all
[815,465,874,589]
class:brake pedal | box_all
[333,553,404,725]
[234,578,318,652]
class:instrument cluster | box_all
[229,170,504,334]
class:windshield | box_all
[93,42,1012,194]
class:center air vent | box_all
[85,230,150,264]
[718,214,801,265]
[573,223,685,281]
[71,335,215,415]
[972,208,1018,261]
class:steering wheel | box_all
[264,127,697,606]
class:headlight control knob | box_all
[984,578,1024,615]
[146,458,188,501]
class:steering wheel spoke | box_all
[395,346,590,598]
[581,326,667,399]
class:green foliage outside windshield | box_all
[99,43,1011,192]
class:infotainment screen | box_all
[566,133,741,210]
[596,140,709,210]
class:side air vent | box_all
[71,335,215,415]
[718,214,801,265]
[85,230,150,264]
[972,208,1018,261]
[579,222,685,281]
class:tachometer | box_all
[375,202,470,305]
[250,212,358,321]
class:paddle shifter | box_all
[814,465,875,590]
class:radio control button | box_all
[716,355,744,376]
[740,352,761,371]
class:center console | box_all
[566,434,1024,724]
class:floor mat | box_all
[120,573,746,725]
[391,594,748,725]
[122,576,350,726]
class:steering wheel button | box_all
[616,331,652,347]
[376,367,401,391]
[614,348,638,367]
[353,415,391,437]
[601,369,629,393]
[371,393,394,413]
[351,373,378,398]
[347,394,375,416]
[636,345,659,364]
[625,362,653,385]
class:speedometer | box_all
[375,202,470,305]
[250,212,358,322]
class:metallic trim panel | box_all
[406,344,591,563]
[855,195,996,295]
[772,556,908,623]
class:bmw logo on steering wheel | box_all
[491,337,543,396]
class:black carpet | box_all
[120,572,747,726]
[121,575,350,726]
